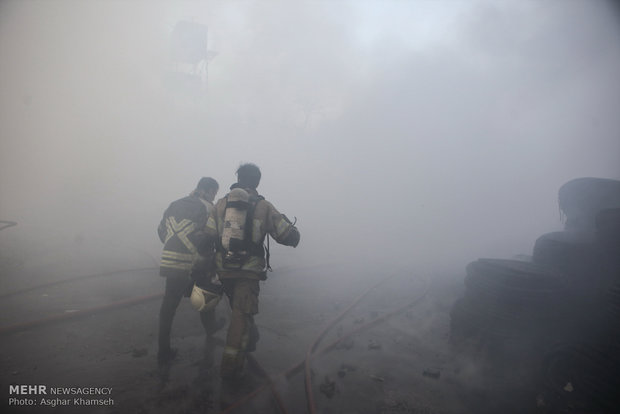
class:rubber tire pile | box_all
[451,178,620,413]
[450,258,566,362]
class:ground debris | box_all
[377,398,414,414]
[422,368,441,379]
[370,374,385,382]
[338,363,357,378]
[319,375,337,399]
[368,339,382,350]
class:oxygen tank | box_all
[222,188,250,253]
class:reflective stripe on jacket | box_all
[158,195,214,273]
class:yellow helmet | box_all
[190,284,222,312]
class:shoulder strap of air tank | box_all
[265,234,272,272]
[216,195,229,253]
[251,195,272,272]
[243,195,265,252]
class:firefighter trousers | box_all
[220,278,260,379]
[158,271,218,355]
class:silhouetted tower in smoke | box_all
[165,20,217,98]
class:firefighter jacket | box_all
[206,185,300,279]
[158,194,215,275]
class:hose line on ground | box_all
[303,271,399,414]
[304,274,429,414]
[0,293,163,336]
[0,220,17,231]
[217,272,429,414]
[0,267,158,300]
[0,264,429,414]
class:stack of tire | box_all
[599,207,620,344]
[597,207,620,293]
[450,177,620,370]
[596,207,620,247]
[540,271,620,412]
[533,179,620,336]
[534,179,620,412]
[450,258,566,360]
[557,178,620,233]
[553,209,620,411]
[532,230,599,305]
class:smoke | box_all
[1,0,619,276]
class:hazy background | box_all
[1,0,619,278]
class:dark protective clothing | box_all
[157,193,219,363]
[205,185,300,379]
[158,193,214,272]
[158,272,218,358]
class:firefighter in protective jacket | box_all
[157,177,222,365]
[205,163,300,380]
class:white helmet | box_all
[190,284,222,312]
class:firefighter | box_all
[157,177,222,366]
[205,163,300,381]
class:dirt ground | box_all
[0,231,576,414]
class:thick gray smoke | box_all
[1,0,619,275]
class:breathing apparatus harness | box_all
[218,186,299,274]
[219,187,266,270]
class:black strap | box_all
[265,234,272,272]
[226,200,249,210]
[242,195,265,251]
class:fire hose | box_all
[0,266,429,414]
[0,220,17,231]
[218,272,429,414]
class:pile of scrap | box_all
[450,177,620,412]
